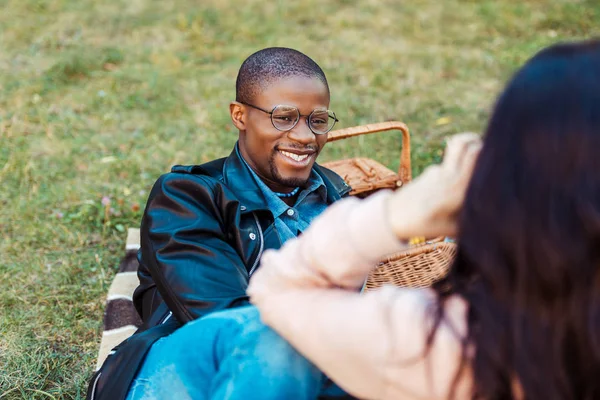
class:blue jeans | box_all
[126,306,350,400]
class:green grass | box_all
[0,0,598,397]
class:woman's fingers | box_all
[443,132,481,172]
[387,132,483,240]
[447,137,482,211]
[459,140,482,181]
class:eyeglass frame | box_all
[239,101,339,135]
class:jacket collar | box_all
[221,143,351,214]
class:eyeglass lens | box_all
[270,105,336,134]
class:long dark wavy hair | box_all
[433,39,600,399]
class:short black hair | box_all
[235,47,329,104]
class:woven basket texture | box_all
[365,241,457,291]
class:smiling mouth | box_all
[279,150,312,163]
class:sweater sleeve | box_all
[248,191,471,399]
[253,285,470,400]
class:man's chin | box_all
[272,168,311,188]
[270,157,314,188]
[275,176,309,189]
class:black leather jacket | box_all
[87,147,351,400]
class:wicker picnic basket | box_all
[365,240,457,291]
[321,121,455,289]
[322,121,412,198]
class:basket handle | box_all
[326,121,411,182]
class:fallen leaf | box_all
[100,156,117,163]
[435,116,452,126]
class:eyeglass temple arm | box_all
[326,121,412,183]
[240,102,273,114]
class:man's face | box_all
[235,76,330,192]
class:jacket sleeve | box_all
[138,172,250,323]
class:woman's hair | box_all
[434,39,600,399]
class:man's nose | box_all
[287,117,315,145]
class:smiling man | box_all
[88,48,353,400]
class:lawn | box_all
[0,0,598,398]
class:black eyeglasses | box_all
[240,102,339,135]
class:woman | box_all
[248,39,600,400]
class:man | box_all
[88,47,352,400]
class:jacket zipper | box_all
[160,311,173,324]
[248,213,264,277]
[90,371,101,400]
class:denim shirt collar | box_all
[219,141,351,214]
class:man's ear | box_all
[230,101,246,131]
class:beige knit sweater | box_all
[248,191,472,400]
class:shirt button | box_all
[240,205,247,211]
[286,209,295,216]
[249,233,256,240]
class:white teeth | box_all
[280,151,309,162]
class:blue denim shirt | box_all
[236,144,328,244]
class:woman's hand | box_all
[388,133,482,240]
